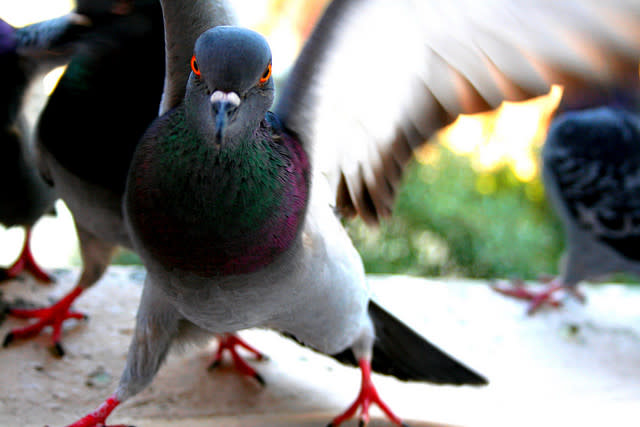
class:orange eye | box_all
[259,63,272,85]
[190,55,201,77]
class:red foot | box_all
[0,228,54,283]
[328,359,408,427]
[491,277,585,315]
[208,333,267,385]
[3,285,86,357]
[65,393,130,427]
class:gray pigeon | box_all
[63,1,640,426]
[0,13,91,283]
[2,0,177,357]
[493,96,640,314]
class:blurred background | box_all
[0,0,576,281]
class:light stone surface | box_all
[0,267,638,427]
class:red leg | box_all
[3,285,86,357]
[208,333,267,385]
[0,228,54,283]
[490,278,571,315]
[65,393,130,427]
[524,282,565,315]
[328,359,408,427]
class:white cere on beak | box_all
[210,91,241,107]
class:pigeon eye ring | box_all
[190,55,201,77]
[259,62,271,85]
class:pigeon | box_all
[0,13,92,283]
[492,93,640,314]
[2,0,173,357]
[64,1,640,426]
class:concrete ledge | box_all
[0,267,638,427]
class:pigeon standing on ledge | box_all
[493,102,640,314]
[2,0,171,357]
[0,13,92,283]
[65,0,640,426]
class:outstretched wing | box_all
[274,0,640,223]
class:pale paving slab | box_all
[0,267,638,427]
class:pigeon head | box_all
[185,26,274,146]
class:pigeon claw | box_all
[328,359,407,427]
[253,371,266,386]
[2,332,14,348]
[208,333,268,386]
[0,229,54,284]
[51,341,66,358]
[525,283,565,315]
[490,279,564,314]
[4,285,85,354]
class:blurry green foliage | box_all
[346,144,566,279]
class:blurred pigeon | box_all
[64,1,640,426]
[0,13,91,283]
[2,0,171,357]
[493,95,640,314]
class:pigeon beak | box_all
[211,91,241,146]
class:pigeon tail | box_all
[331,300,488,386]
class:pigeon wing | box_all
[275,0,640,223]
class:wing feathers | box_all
[275,0,640,222]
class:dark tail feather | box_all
[331,300,488,386]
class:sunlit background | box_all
[0,0,564,277]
